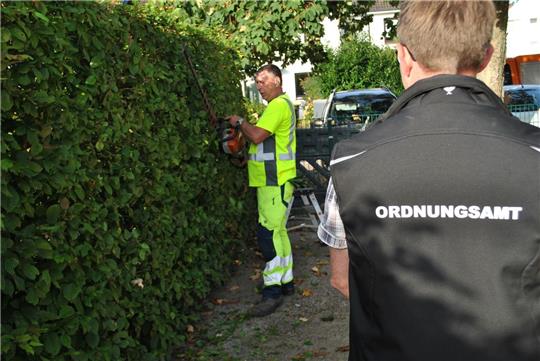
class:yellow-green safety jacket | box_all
[248,94,296,187]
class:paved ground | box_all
[174,215,350,361]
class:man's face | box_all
[255,70,280,101]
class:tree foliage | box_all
[165,0,375,73]
[1,2,255,360]
[310,36,403,97]
[301,76,327,100]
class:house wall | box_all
[363,10,398,49]
[507,0,540,57]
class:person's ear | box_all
[478,44,494,73]
[397,43,414,78]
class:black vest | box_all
[331,75,540,361]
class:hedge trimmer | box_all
[182,46,246,163]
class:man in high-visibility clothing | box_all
[228,64,297,317]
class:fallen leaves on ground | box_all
[211,298,239,305]
[312,349,329,357]
[291,349,328,360]
[311,266,321,276]
[336,345,350,352]
[301,288,313,297]
[249,269,261,280]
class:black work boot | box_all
[247,296,283,317]
[256,281,295,296]
[282,282,295,296]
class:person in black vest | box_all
[317,1,540,360]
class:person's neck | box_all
[266,90,284,102]
[405,66,478,89]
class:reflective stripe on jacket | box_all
[248,94,296,186]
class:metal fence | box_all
[507,103,540,127]
[296,105,539,195]
[296,112,384,195]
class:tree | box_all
[310,36,403,97]
[161,0,376,73]
[477,0,509,97]
[153,0,510,95]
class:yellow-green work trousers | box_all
[256,182,294,299]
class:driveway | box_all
[174,220,350,361]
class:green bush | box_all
[242,98,266,124]
[298,76,326,127]
[301,76,326,101]
[312,35,403,96]
[1,2,256,360]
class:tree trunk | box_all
[477,1,509,98]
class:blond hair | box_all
[397,0,496,73]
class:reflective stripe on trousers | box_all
[256,182,294,296]
[263,254,293,285]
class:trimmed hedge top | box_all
[1,2,256,360]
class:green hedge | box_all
[1,2,256,360]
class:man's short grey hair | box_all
[256,64,282,85]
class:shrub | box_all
[1,2,256,360]
[301,76,326,101]
[242,98,266,124]
[312,35,403,96]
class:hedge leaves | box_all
[1,2,256,360]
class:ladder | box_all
[286,188,323,231]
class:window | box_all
[383,16,399,41]
[505,88,540,107]
[295,72,310,99]
[329,91,397,126]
